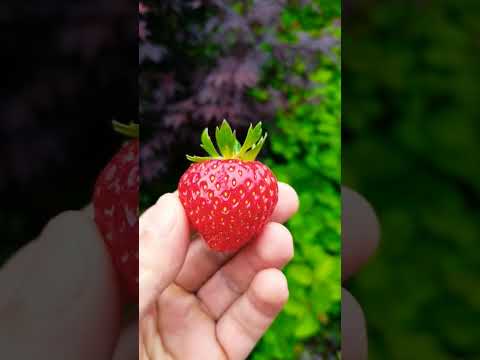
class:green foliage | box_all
[344,0,480,358]
[251,4,341,359]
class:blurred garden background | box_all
[140,0,341,358]
[344,0,480,358]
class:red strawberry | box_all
[93,121,139,300]
[178,120,278,252]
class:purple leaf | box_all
[248,0,285,25]
[139,42,167,63]
[233,58,260,89]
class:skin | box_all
[342,187,380,360]
[0,184,378,359]
[139,183,299,359]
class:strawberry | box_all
[93,121,139,300]
[178,120,278,252]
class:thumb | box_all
[139,193,190,318]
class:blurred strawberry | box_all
[93,121,139,300]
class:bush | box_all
[257,59,341,360]
[140,1,341,358]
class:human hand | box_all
[139,182,299,360]
[0,207,136,360]
[342,187,380,360]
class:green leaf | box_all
[186,155,212,163]
[243,134,268,161]
[286,264,313,286]
[284,299,308,318]
[215,120,236,157]
[233,139,241,153]
[186,120,268,162]
[112,120,139,138]
[200,128,220,157]
[294,314,320,339]
[239,122,263,156]
[249,88,270,102]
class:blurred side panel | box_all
[0,0,137,358]
[343,0,480,358]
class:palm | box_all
[140,227,292,360]
[140,283,227,359]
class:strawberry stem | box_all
[187,119,267,163]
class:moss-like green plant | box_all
[251,3,341,359]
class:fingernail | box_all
[156,193,178,236]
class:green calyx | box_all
[112,120,139,138]
[187,119,268,163]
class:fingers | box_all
[175,182,299,292]
[139,193,190,318]
[216,269,289,360]
[81,203,94,218]
[271,182,300,223]
[198,222,293,319]
[140,304,168,359]
[342,187,380,281]
[342,189,375,359]
[342,288,368,360]
[113,322,138,360]
[0,211,121,359]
